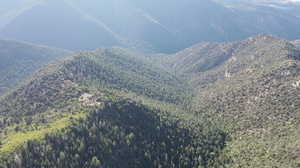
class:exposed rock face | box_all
[292,80,300,88]
[79,93,102,107]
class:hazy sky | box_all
[275,0,300,2]
[216,0,300,4]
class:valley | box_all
[0,34,299,167]
[1,0,300,167]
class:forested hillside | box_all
[4,100,228,168]
[0,39,71,96]
[0,35,299,167]
[164,35,297,84]
[0,47,225,168]
[161,34,300,167]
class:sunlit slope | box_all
[0,46,226,168]
[0,46,190,119]
[162,34,300,167]
[2,99,228,168]
[1,34,299,167]
[194,37,300,167]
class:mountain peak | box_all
[168,34,296,73]
[1,1,300,52]
[246,34,278,42]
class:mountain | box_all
[293,39,300,48]
[0,47,226,167]
[1,0,300,53]
[0,39,71,96]
[195,36,300,168]
[164,34,298,84]
[0,46,190,119]
[161,34,300,167]
[0,0,120,51]
[0,35,299,167]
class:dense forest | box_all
[161,35,300,167]
[0,35,299,167]
[0,47,209,167]
[1,0,300,166]
[2,100,229,168]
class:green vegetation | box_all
[66,47,191,103]
[227,120,300,168]
[160,34,300,167]
[0,46,200,167]
[0,112,86,160]
[2,100,228,168]
[0,35,299,167]
[0,39,71,96]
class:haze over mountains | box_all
[0,34,299,167]
[0,39,71,96]
[1,0,300,52]
[0,1,300,168]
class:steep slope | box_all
[1,34,299,167]
[0,39,71,96]
[1,0,300,53]
[166,35,298,86]
[0,47,189,118]
[3,100,227,168]
[0,47,227,167]
[215,60,300,168]
[163,35,300,167]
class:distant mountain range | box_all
[0,1,300,167]
[1,0,300,53]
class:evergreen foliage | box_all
[0,35,299,167]
[2,100,228,168]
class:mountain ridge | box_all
[160,34,300,167]
[1,0,300,53]
[0,45,226,167]
[164,34,299,86]
[0,39,71,96]
[0,35,299,167]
